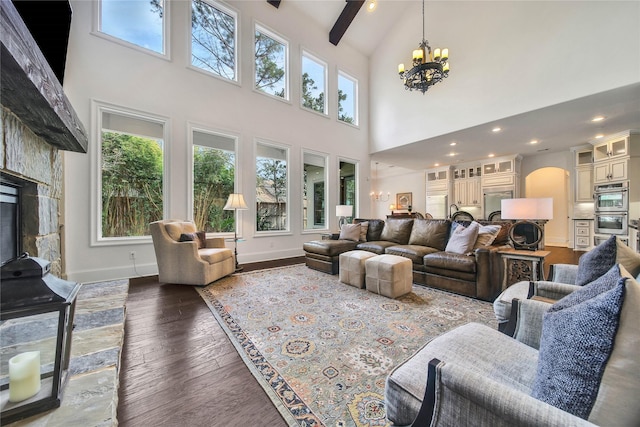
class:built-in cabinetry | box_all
[481,156,520,188]
[629,224,638,253]
[426,167,450,192]
[592,137,630,183]
[452,165,481,206]
[574,148,593,202]
[574,219,593,250]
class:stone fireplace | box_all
[0,0,87,277]
[1,108,64,276]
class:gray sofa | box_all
[303,218,513,302]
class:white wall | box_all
[370,1,640,153]
[62,0,371,282]
[369,163,426,219]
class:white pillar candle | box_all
[9,351,41,402]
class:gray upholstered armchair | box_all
[150,220,235,286]
[493,263,580,331]
[385,268,640,427]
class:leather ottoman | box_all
[339,250,378,288]
[365,254,412,298]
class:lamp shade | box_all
[501,198,553,220]
[336,205,353,217]
[223,194,248,210]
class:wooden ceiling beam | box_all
[329,0,365,46]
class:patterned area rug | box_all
[197,264,496,427]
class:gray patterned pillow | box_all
[575,235,617,286]
[531,264,624,419]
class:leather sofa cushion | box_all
[303,240,358,257]
[356,241,396,255]
[355,218,385,241]
[385,245,440,264]
[408,219,451,250]
[380,219,414,244]
[424,252,477,274]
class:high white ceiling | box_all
[286,0,640,170]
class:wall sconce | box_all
[336,205,353,229]
[1,254,81,424]
[501,198,553,250]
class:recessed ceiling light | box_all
[492,127,501,133]
[448,152,456,157]
[595,134,604,139]
[367,0,377,12]
[591,116,605,122]
[488,153,495,158]
[530,139,538,144]
[449,142,457,146]
[434,163,440,167]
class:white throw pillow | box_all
[473,223,502,249]
[339,223,361,242]
[445,221,480,255]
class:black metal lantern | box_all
[0,253,80,424]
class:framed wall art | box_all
[396,192,412,210]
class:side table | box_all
[498,249,551,290]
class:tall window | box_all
[301,51,327,114]
[191,0,238,81]
[255,25,288,99]
[99,109,165,239]
[192,129,237,233]
[303,151,328,230]
[338,71,358,125]
[99,0,165,55]
[340,160,357,221]
[256,141,288,232]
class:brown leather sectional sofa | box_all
[303,218,513,302]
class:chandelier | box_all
[398,0,450,94]
[370,162,390,202]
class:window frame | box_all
[93,0,170,59]
[90,100,170,247]
[188,0,240,84]
[255,139,291,236]
[337,69,359,127]
[301,149,329,233]
[187,123,241,237]
[253,22,290,102]
[300,49,328,116]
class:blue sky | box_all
[101,0,163,53]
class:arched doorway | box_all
[525,167,570,247]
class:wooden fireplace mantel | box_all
[0,0,88,153]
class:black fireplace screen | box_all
[0,182,20,265]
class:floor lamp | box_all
[223,193,248,272]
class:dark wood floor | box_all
[117,249,582,426]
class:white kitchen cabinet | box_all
[593,138,628,162]
[453,178,481,206]
[426,166,451,192]
[574,220,593,251]
[575,166,593,202]
[593,158,627,183]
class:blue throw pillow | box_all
[575,235,617,286]
[531,264,625,419]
